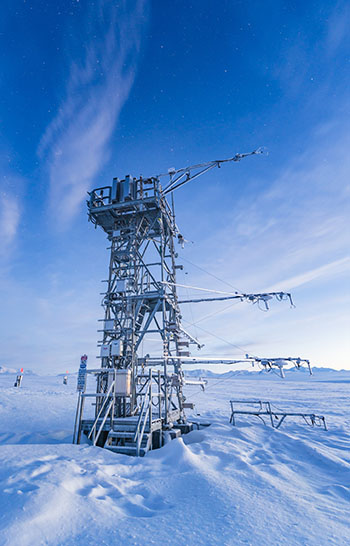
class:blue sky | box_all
[0,0,349,374]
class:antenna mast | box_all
[73,149,294,455]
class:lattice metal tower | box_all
[91,173,190,423]
[73,150,295,455]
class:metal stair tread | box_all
[108,431,150,439]
[113,426,151,433]
[105,445,147,456]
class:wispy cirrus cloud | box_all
[176,116,350,368]
[38,0,148,226]
[0,194,20,248]
[266,257,350,292]
[325,1,350,56]
[196,117,350,293]
[0,173,22,259]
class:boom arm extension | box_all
[161,281,294,310]
[179,291,295,310]
[247,356,312,378]
[138,355,312,378]
[161,148,264,195]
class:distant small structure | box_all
[14,368,24,387]
[229,399,327,430]
[63,370,69,385]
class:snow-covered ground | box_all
[0,372,349,545]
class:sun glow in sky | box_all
[0,1,349,373]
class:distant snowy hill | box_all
[185,366,350,380]
[0,366,17,374]
[184,368,253,379]
[1,366,348,379]
[0,366,37,375]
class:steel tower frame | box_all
[73,149,297,454]
[91,175,193,424]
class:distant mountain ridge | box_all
[0,366,17,374]
[0,366,37,375]
[0,366,348,378]
[184,366,350,380]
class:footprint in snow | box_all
[30,463,52,479]
[3,482,39,494]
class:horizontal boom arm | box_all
[161,148,264,195]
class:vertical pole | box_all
[76,395,85,444]
[158,369,161,420]
[149,368,152,433]
[159,210,169,425]
[111,369,116,430]
[267,402,274,428]
[73,392,81,444]
[171,192,175,222]
[169,206,184,417]
[130,225,136,416]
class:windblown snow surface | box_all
[0,371,349,545]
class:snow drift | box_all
[0,373,349,545]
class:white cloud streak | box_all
[266,257,350,292]
[39,0,148,225]
[0,172,22,258]
[196,118,350,294]
[326,1,350,55]
[177,118,350,368]
[0,193,20,250]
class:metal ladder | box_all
[105,376,160,456]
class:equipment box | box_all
[111,340,122,356]
[115,370,131,396]
[104,319,115,331]
[100,344,110,358]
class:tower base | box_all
[80,413,194,457]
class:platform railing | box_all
[88,375,116,445]
[88,186,112,208]
[133,369,166,455]
[133,369,152,456]
[229,399,327,430]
